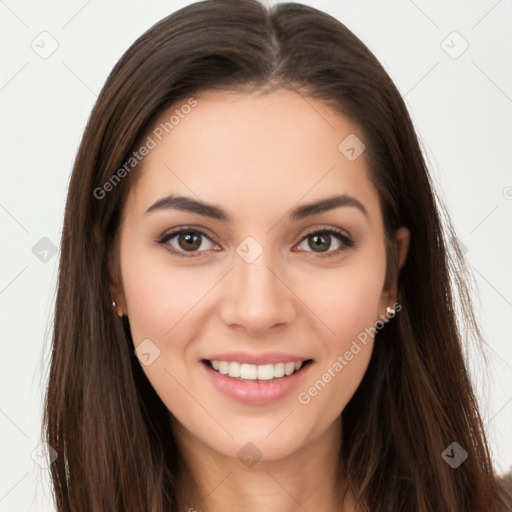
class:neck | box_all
[172,417,358,512]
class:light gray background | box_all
[1,0,511,510]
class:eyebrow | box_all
[144,193,369,222]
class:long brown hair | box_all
[43,0,511,510]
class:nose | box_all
[218,248,297,335]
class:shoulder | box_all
[497,470,512,511]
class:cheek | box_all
[295,253,386,342]
[295,280,378,423]
[120,239,209,345]
[118,236,235,407]
[119,246,208,413]
[293,249,386,411]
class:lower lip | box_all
[202,361,313,405]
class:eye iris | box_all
[178,232,202,251]
[309,233,330,252]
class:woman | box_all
[43,0,511,510]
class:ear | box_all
[107,238,126,317]
[395,226,410,273]
[379,226,410,312]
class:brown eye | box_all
[296,228,354,258]
[157,227,217,258]
[307,233,332,252]
[176,232,203,252]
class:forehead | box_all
[124,89,381,225]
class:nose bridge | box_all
[219,237,296,332]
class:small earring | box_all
[386,306,396,316]
[112,301,122,318]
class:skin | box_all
[110,89,410,511]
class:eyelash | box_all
[156,225,355,259]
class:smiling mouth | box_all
[202,359,313,382]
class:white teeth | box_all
[273,362,285,378]
[285,362,295,376]
[240,363,258,379]
[218,361,229,375]
[228,361,241,378]
[257,364,274,380]
[209,360,304,380]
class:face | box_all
[111,89,409,463]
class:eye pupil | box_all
[309,233,330,252]
[179,232,201,251]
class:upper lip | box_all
[202,352,311,366]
